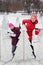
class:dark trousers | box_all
[29,40,36,58]
[29,40,34,51]
[12,45,17,54]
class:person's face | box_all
[10,26,14,29]
[31,16,36,23]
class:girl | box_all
[22,14,40,58]
[8,23,21,57]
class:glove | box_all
[7,32,16,37]
[35,28,40,35]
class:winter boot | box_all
[12,52,15,57]
[32,51,36,58]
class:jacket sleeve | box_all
[9,34,16,38]
[22,19,28,25]
[10,34,16,37]
[7,32,16,38]
[16,28,21,37]
[10,36,15,38]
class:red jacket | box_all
[22,19,38,40]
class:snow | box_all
[0,12,43,65]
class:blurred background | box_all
[0,1,43,65]
[0,0,43,14]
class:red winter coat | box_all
[22,19,38,40]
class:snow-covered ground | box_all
[0,12,43,65]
